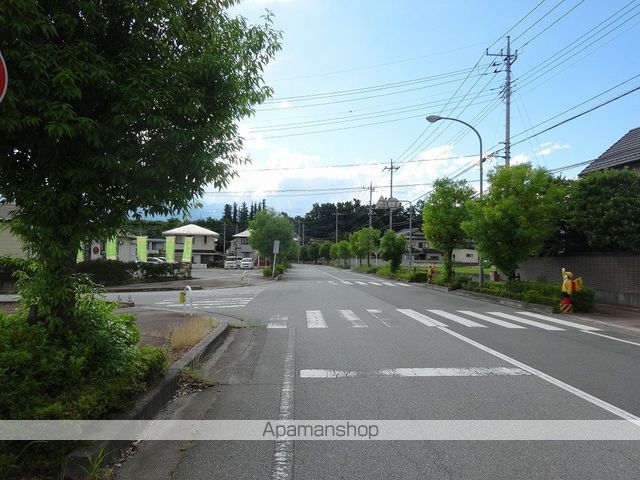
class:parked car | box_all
[257,258,271,267]
[146,257,165,264]
[224,257,239,269]
[240,258,254,270]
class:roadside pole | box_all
[272,240,280,279]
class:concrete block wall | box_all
[517,254,640,307]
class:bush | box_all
[0,256,34,287]
[0,283,168,477]
[75,259,133,286]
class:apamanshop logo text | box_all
[263,421,379,439]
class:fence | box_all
[516,254,640,307]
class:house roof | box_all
[232,229,251,238]
[579,127,640,176]
[0,203,18,220]
[162,224,219,237]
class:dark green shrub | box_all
[262,266,272,277]
[138,262,173,279]
[75,259,132,286]
[572,288,595,313]
[0,256,34,287]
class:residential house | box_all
[398,228,478,265]
[579,126,640,176]
[227,229,301,263]
[162,224,219,267]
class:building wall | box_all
[517,254,640,307]
[0,224,27,258]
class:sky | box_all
[197,0,640,220]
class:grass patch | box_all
[149,316,218,363]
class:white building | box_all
[162,224,220,266]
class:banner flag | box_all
[136,236,147,262]
[106,238,117,260]
[165,236,175,263]
[182,237,193,263]
[76,246,84,263]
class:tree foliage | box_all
[248,210,294,263]
[0,0,281,324]
[422,178,475,280]
[319,240,333,261]
[308,242,320,264]
[349,227,381,266]
[462,165,565,281]
[379,229,406,272]
[568,169,640,251]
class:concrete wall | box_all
[517,254,640,307]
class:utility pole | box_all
[297,219,301,262]
[487,35,517,167]
[222,222,226,256]
[335,205,343,243]
[368,181,374,228]
[382,159,400,229]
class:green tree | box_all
[0,1,281,325]
[422,178,475,280]
[379,230,406,273]
[569,169,640,251]
[249,210,294,265]
[336,240,352,267]
[308,242,320,264]
[462,164,565,281]
[330,243,340,263]
[319,240,333,262]
[299,244,310,263]
[349,227,380,266]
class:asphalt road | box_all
[117,264,640,480]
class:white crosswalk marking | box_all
[339,310,368,328]
[306,310,328,329]
[458,311,526,329]
[516,311,601,331]
[367,309,392,327]
[328,280,338,285]
[488,312,565,331]
[381,281,396,287]
[397,309,446,327]
[267,315,288,329]
[427,310,487,328]
[341,280,353,285]
[355,281,368,285]
[369,282,382,286]
[395,283,410,287]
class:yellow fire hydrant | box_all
[179,290,186,304]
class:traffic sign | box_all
[0,51,7,103]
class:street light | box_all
[426,115,484,285]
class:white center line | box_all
[488,312,565,331]
[306,310,328,329]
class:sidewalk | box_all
[573,304,640,332]
[106,270,271,292]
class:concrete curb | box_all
[106,285,204,293]
[65,317,231,479]
[449,289,554,314]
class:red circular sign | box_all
[0,51,7,103]
[92,246,100,255]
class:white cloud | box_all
[278,100,292,109]
[535,142,570,157]
[510,153,530,166]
